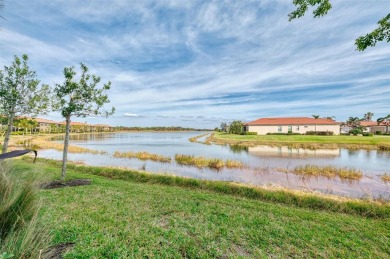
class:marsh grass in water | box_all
[114,151,171,163]
[380,173,390,183]
[175,154,243,169]
[293,164,363,180]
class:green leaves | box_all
[289,1,388,50]
[355,13,390,51]
[288,0,332,21]
[0,54,50,116]
[53,63,115,119]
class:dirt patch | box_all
[46,242,75,258]
[40,179,92,189]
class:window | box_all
[296,126,300,130]
[304,126,308,128]
[278,126,282,132]
[288,126,292,132]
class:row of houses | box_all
[34,118,114,133]
[1,117,114,133]
[244,117,388,135]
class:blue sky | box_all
[0,0,389,128]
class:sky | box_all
[0,0,389,128]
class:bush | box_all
[375,131,382,135]
[305,131,333,136]
[349,129,362,135]
[241,131,257,135]
[363,133,373,137]
[266,133,301,135]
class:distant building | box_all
[244,117,341,135]
[360,121,387,133]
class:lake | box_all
[38,132,390,199]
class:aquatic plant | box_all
[225,159,244,168]
[380,173,390,183]
[113,151,171,163]
[175,154,244,170]
[293,164,363,180]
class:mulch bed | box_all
[46,242,75,259]
[40,179,92,189]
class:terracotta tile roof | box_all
[361,121,387,126]
[32,118,58,124]
[58,121,89,126]
[360,121,377,127]
[245,117,341,126]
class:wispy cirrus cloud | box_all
[0,0,388,128]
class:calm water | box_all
[39,132,390,199]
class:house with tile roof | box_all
[244,117,341,135]
[360,121,387,133]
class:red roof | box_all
[361,121,386,126]
[245,117,341,126]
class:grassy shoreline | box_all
[9,158,390,257]
[211,132,390,150]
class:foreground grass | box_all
[212,132,390,149]
[11,158,390,257]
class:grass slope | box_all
[212,132,390,149]
[11,159,390,258]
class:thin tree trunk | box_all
[61,116,71,182]
[2,113,15,154]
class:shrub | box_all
[375,131,382,135]
[266,133,301,135]
[349,129,362,135]
[363,133,373,137]
[306,131,333,136]
[241,131,257,135]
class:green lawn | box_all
[212,132,390,149]
[9,158,390,258]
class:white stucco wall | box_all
[247,124,340,135]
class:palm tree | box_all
[363,112,374,121]
[377,114,390,133]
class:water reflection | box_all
[229,145,248,154]
[248,145,340,157]
[36,132,390,200]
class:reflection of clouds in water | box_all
[248,146,340,157]
[38,132,390,200]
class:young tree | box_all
[53,63,115,181]
[288,0,389,51]
[229,121,244,134]
[0,54,50,153]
